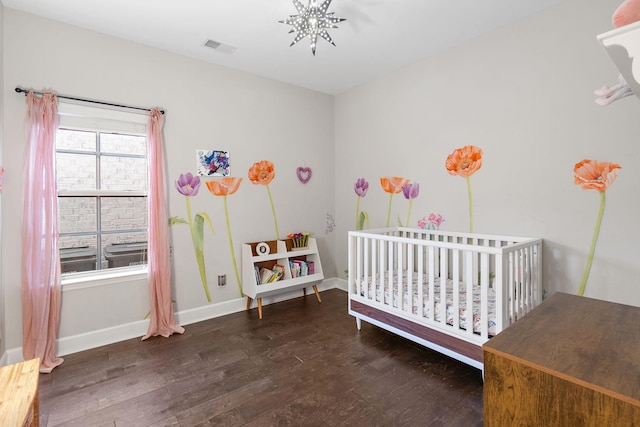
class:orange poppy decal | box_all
[248,160,275,185]
[205,177,243,196]
[380,176,409,194]
[573,159,621,192]
[573,158,621,297]
[445,145,483,177]
[247,160,280,239]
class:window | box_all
[56,104,149,275]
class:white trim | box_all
[61,266,147,290]
[58,190,147,197]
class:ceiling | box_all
[3,0,565,95]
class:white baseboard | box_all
[1,279,345,365]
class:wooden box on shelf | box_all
[242,238,324,319]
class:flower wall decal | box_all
[354,177,369,230]
[380,176,409,227]
[418,213,445,230]
[206,177,244,297]
[248,160,280,240]
[445,145,483,232]
[169,172,215,302]
[402,182,420,228]
[573,159,621,296]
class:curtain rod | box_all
[14,87,164,115]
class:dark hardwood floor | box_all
[38,289,483,426]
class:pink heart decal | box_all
[297,167,312,184]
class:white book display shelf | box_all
[242,237,324,319]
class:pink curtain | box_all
[21,91,64,373]
[142,108,184,339]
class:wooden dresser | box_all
[483,292,640,426]
[0,358,40,426]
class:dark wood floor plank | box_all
[38,289,483,426]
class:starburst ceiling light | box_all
[279,0,346,56]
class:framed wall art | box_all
[196,150,230,176]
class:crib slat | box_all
[379,239,385,303]
[356,236,362,297]
[465,250,474,337]
[417,244,424,318]
[452,249,460,331]
[388,239,393,306]
[439,246,448,326]
[407,243,413,315]
[428,246,435,321]
[481,252,489,339]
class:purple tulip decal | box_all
[175,172,201,196]
[354,178,369,197]
[169,172,215,302]
[402,182,420,228]
[354,178,370,230]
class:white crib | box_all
[348,227,542,370]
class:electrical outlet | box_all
[218,274,226,287]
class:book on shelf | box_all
[290,259,314,278]
[258,264,286,284]
[270,264,285,282]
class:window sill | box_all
[61,266,148,291]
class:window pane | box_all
[101,133,146,156]
[56,129,96,152]
[100,156,148,191]
[59,197,97,234]
[57,153,97,191]
[101,197,148,231]
[101,233,148,269]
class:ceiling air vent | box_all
[203,39,237,55]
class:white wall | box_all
[334,0,640,307]
[3,9,336,352]
[0,1,5,359]
[4,0,640,359]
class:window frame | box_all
[56,103,150,285]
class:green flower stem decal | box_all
[205,177,244,297]
[186,196,214,302]
[248,160,280,240]
[223,195,242,296]
[578,191,605,297]
[356,195,362,229]
[172,172,214,302]
[466,177,474,233]
[573,159,621,296]
[266,184,281,240]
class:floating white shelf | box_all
[598,20,640,101]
